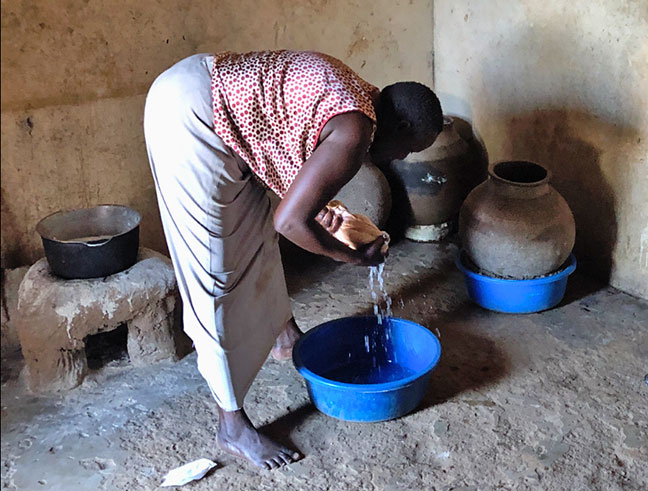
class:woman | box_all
[144,50,442,470]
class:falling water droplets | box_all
[336,260,415,384]
[369,263,392,324]
[363,261,397,374]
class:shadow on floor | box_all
[417,303,510,411]
[281,239,345,296]
[0,349,24,384]
[258,401,317,451]
[557,269,608,307]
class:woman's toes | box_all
[278,452,292,465]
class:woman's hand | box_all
[315,205,389,266]
[315,207,344,235]
[357,234,389,266]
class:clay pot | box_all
[334,162,392,229]
[459,161,575,279]
[387,116,479,241]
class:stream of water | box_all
[327,262,411,384]
[363,262,402,380]
[369,262,392,325]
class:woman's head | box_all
[370,82,443,163]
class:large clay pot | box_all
[334,162,392,229]
[387,116,480,241]
[459,160,575,279]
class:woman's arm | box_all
[273,112,387,266]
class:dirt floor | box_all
[1,240,647,490]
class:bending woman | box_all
[144,50,442,470]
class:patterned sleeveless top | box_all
[210,50,377,198]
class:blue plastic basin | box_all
[292,316,441,422]
[456,250,577,314]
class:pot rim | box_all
[36,204,141,243]
[488,160,551,188]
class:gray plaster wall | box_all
[433,0,648,298]
[1,0,434,268]
[0,267,29,356]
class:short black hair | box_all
[378,82,443,139]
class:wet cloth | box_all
[144,54,292,411]
[210,50,377,197]
[325,200,389,252]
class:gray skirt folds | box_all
[143,54,291,411]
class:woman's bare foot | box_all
[217,406,301,469]
[271,318,302,361]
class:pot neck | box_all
[432,116,460,147]
[488,161,551,198]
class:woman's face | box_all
[369,129,439,164]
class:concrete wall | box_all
[1,0,434,268]
[433,1,648,298]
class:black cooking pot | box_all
[36,205,141,279]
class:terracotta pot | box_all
[459,161,575,279]
[334,162,392,229]
[387,116,478,241]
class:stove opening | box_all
[84,323,129,370]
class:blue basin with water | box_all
[292,316,441,422]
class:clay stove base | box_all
[15,248,188,392]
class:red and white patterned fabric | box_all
[211,50,377,198]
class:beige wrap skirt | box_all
[144,54,292,411]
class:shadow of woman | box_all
[415,303,510,410]
[257,401,317,452]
